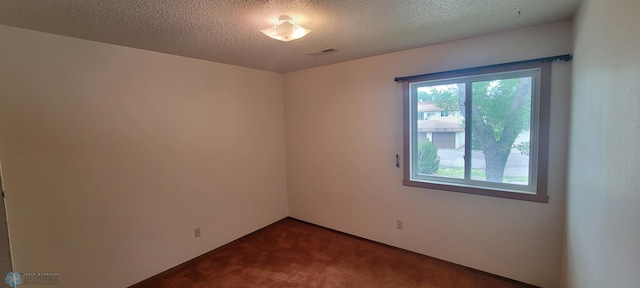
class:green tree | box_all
[417,140,440,174]
[470,78,531,182]
[428,79,532,182]
[514,141,530,156]
[417,90,429,102]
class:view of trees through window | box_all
[414,76,533,185]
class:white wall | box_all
[564,0,640,287]
[285,21,573,288]
[0,25,288,288]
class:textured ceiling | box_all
[0,0,580,73]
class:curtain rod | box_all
[394,54,572,82]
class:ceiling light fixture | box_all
[260,15,311,42]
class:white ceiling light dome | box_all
[260,15,312,42]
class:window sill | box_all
[402,179,549,203]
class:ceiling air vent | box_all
[307,48,338,56]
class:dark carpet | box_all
[130,218,534,288]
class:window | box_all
[400,60,554,202]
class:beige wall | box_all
[565,0,640,287]
[0,25,288,287]
[0,18,588,288]
[284,21,573,288]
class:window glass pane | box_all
[470,77,532,185]
[414,83,465,179]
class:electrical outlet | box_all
[194,227,201,238]
[396,220,403,230]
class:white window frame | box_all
[401,61,551,203]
